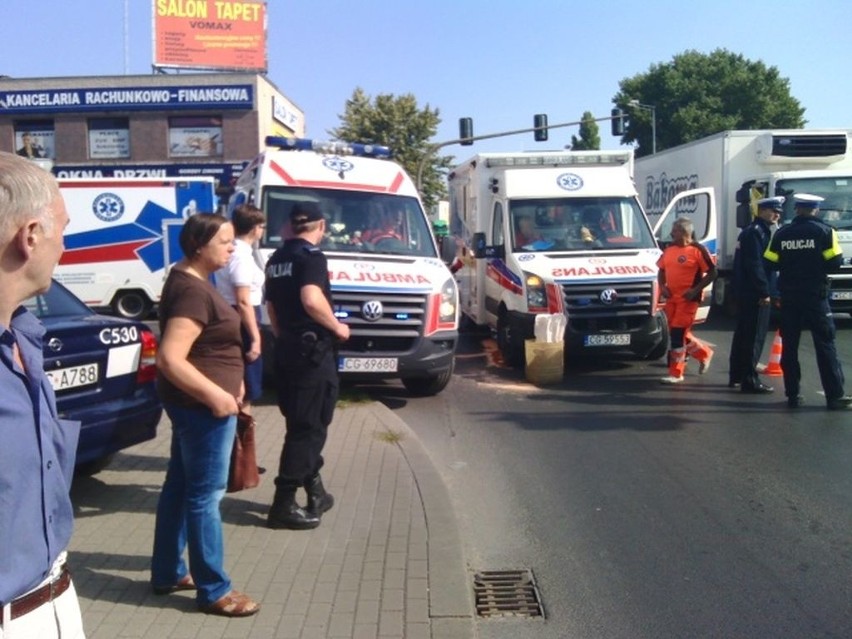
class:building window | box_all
[14,121,54,159]
[168,116,222,158]
[88,118,130,159]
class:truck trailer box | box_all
[55,177,217,320]
[635,129,852,311]
[232,137,459,396]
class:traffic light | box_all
[533,113,548,142]
[459,117,474,146]
[611,108,625,136]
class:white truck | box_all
[634,129,852,313]
[231,137,459,396]
[447,149,715,366]
[55,176,217,320]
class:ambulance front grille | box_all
[333,290,429,353]
[560,279,654,332]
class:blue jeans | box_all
[151,405,236,606]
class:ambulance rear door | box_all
[652,187,717,323]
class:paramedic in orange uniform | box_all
[657,217,718,384]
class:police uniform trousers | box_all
[273,334,339,488]
[779,294,845,401]
[729,294,771,387]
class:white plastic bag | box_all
[534,313,566,343]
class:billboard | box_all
[153,0,267,72]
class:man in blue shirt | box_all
[0,151,85,637]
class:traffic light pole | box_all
[416,113,624,191]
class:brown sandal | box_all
[199,590,260,617]
[152,575,196,595]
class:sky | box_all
[1,0,850,160]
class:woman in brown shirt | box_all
[150,213,259,617]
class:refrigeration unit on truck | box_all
[55,176,218,320]
[634,129,852,312]
[447,149,716,367]
[231,137,459,396]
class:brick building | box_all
[0,72,304,200]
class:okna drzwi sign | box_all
[153,0,267,72]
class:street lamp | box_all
[628,99,656,155]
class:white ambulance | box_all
[55,176,218,320]
[231,137,459,396]
[447,149,715,366]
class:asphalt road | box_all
[366,311,852,639]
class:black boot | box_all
[266,485,320,530]
[305,474,334,517]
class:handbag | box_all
[227,410,260,493]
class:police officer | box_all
[264,201,350,529]
[728,196,782,393]
[764,194,852,409]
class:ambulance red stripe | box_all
[59,240,152,265]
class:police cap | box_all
[792,193,824,209]
[290,201,324,223]
[757,196,785,212]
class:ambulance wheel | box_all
[112,290,152,321]
[402,361,454,396]
[644,334,669,360]
[643,312,669,360]
[497,312,524,369]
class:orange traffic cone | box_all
[764,330,783,377]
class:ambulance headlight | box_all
[439,277,457,321]
[525,273,547,311]
[426,277,458,336]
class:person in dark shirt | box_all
[764,194,852,409]
[0,151,84,636]
[16,131,44,159]
[151,213,260,617]
[265,201,350,530]
[728,196,781,393]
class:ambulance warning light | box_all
[265,136,392,158]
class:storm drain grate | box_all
[473,569,544,618]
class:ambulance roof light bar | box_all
[484,151,631,168]
[265,136,392,158]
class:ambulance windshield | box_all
[510,196,656,252]
[260,187,437,257]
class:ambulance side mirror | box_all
[439,235,457,264]
[472,232,504,259]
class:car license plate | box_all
[584,334,630,346]
[830,291,852,300]
[46,363,99,391]
[338,357,398,373]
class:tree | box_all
[612,49,805,157]
[570,111,601,150]
[329,88,452,210]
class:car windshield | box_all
[23,280,93,319]
[776,177,852,230]
[509,196,657,252]
[260,187,437,257]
